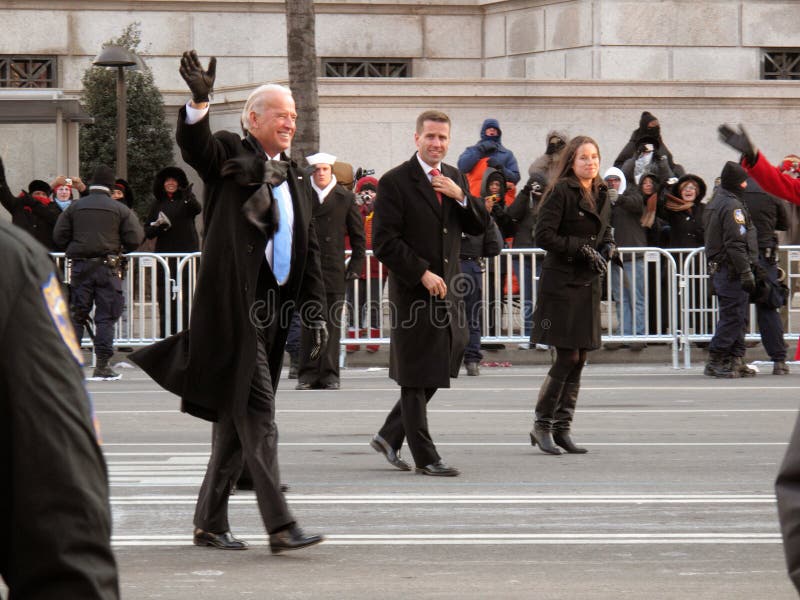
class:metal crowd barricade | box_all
[679,245,800,367]
[51,245,800,369]
[49,252,195,349]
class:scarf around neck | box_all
[312,175,337,203]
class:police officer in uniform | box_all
[53,165,144,380]
[703,162,759,378]
[0,219,119,598]
[742,177,790,375]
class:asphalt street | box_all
[64,363,800,597]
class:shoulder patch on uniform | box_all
[41,272,83,365]
[733,208,746,224]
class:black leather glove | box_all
[477,140,498,154]
[599,242,618,261]
[579,244,607,275]
[487,157,502,170]
[179,50,217,103]
[740,270,756,294]
[718,124,758,166]
[308,320,329,360]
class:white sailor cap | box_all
[306,152,337,166]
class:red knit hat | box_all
[355,176,378,193]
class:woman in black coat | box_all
[529,136,615,456]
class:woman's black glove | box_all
[579,244,608,275]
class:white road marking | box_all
[108,493,776,505]
[110,532,781,547]
[95,408,798,414]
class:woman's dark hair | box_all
[543,135,603,205]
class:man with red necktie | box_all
[368,110,488,477]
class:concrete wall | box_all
[1,0,799,213]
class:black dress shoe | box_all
[324,381,340,390]
[415,460,459,477]
[193,528,248,550]
[370,434,411,471]
[295,382,314,390]
[269,525,325,554]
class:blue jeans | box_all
[610,258,645,336]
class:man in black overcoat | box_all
[368,110,488,477]
[296,152,366,390]
[129,51,328,554]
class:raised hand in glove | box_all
[579,244,608,275]
[718,124,758,166]
[308,320,329,360]
[477,140,498,154]
[179,50,217,103]
[740,270,756,294]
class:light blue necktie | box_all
[271,183,292,285]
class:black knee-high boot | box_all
[552,381,587,454]
[530,375,564,455]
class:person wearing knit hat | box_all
[345,174,383,353]
[614,111,685,178]
[294,151,366,390]
[0,154,62,249]
[702,161,759,379]
[111,178,135,209]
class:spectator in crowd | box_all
[496,172,547,348]
[620,136,679,190]
[346,175,385,354]
[112,178,135,209]
[295,152,366,390]
[529,136,616,456]
[144,166,202,337]
[774,155,800,245]
[0,156,60,250]
[53,165,144,380]
[460,170,505,376]
[703,162,758,379]
[742,176,790,375]
[110,179,137,340]
[528,130,568,186]
[0,217,120,599]
[718,124,800,207]
[614,111,684,177]
[51,175,87,212]
[658,174,707,248]
[458,118,521,192]
[603,167,647,351]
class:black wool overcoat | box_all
[531,178,613,350]
[130,108,326,421]
[313,184,366,295]
[373,155,488,388]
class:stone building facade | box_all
[0,0,798,211]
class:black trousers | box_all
[193,325,293,535]
[378,387,439,467]
[298,291,343,387]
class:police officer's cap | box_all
[720,161,748,193]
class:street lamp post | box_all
[92,45,138,179]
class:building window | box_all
[762,50,800,80]
[0,56,57,88]
[322,59,411,78]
